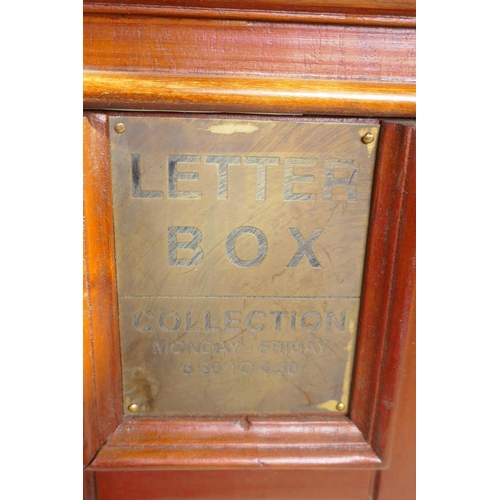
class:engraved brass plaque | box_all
[109,116,378,415]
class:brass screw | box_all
[128,403,139,413]
[362,132,375,144]
[336,402,346,411]
[114,123,126,134]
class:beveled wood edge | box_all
[88,417,382,470]
[83,245,98,466]
[369,125,415,461]
[83,113,123,466]
[83,71,416,117]
[83,2,415,28]
[349,122,416,462]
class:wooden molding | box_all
[83,0,415,487]
[84,71,416,117]
[83,2,415,28]
[84,13,415,117]
[350,122,416,459]
[83,113,415,470]
[89,416,380,469]
[375,290,416,498]
[83,0,416,13]
[83,113,123,466]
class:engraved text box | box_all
[109,116,378,415]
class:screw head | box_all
[336,402,346,411]
[362,132,375,144]
[114,123,126,134]
[128,403,139,413]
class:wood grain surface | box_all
[84,16,415,83]
[84,71,415,117]
[83,470,97,500]
[375,290,416,499]
[85,0,416,12]
[84,1,415,27]
[83,0,415,494]
[88,416,380,469]
[349,121,416,461]
[83,113,123,466]
[94,469,374,500]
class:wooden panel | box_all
[83,1,415,494]
[83,253,99,465]
[83,116,415,471]
[83,113,123,466]
[95,470,373,500]
[349,121,416,460]
[89,416,380,469]
[84,470,97,500]
[84,72,416,117]
[369,124,415,460]
[84,16,415,83]
[375,291,416,500]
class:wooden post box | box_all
[83,2,415,499]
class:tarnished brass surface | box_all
[110,116,378,415]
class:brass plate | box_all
[109,116,378,415]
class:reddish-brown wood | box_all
[89,416,380,470]
[84,2,415,28]
[86,0,416,11]
[95,470,373,500]
[369,125,415,462]
[83,115,415,473]
[375,291,416,500]
[83,1,415,495]
[83,113,123,466]
[349,121,416,461]
[84,470,97,500]
[83,254,98,466]
[84,71,415,117]
[84,16,415,83]
[85,0,415,16]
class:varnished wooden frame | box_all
[83,11,415,120]
[84,71,415,118]
[84,0,415,27]
[84,110,415,470]
[83,0,416,486]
